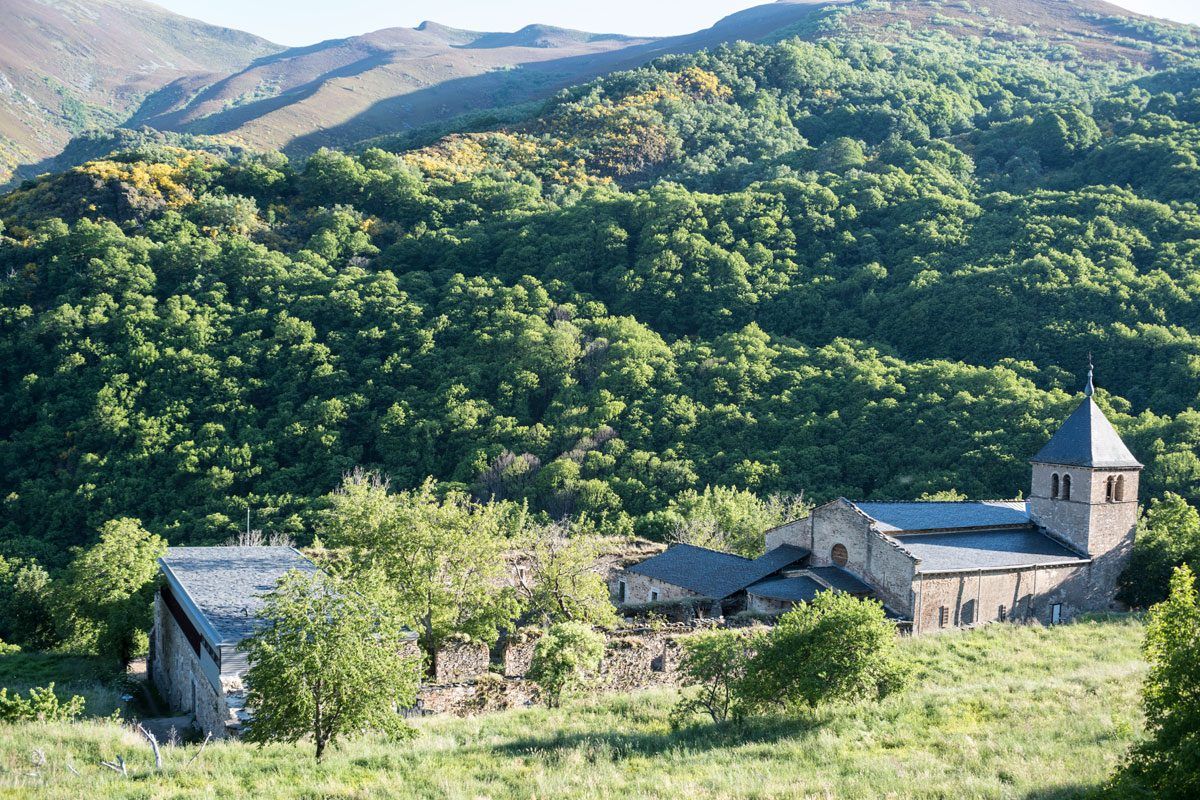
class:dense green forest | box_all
[3,0,1200,568]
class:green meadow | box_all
[0,616,1143,799]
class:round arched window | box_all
[831,543,849,567]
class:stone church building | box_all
[621,371,1142,633]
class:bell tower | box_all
[1027,361,1142,602]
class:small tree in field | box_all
[1110,564,1200,799]
[672,629,759,725]
[241,571,422,760]
[738,591,910,713]
[527,622,605,708]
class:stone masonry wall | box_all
[765,517,813,552]
[809,501,916,614]
[913,563,1092,634]
[150,593,235,738]
[617,570,704,605]
[434,639,491,684]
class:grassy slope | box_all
[0,617,1143,799]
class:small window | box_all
[998,604,1007,622]
[1051,603,1063,625]
[962,600,975,626]
[1061,474,1072,501]
[650,589,659,602]
[1051,473,1060,499]
[617,580,626,604]
[831,543,849,567]
[1115,475,1125,502]
[938,606,948,628]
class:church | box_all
[618,368,1142,633]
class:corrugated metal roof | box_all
[159,547,319,645]
[1032,398,1142,468]
[850,500,1030,532]
[807,565,874,595]
[627,543,810,599]
[747,575,826,603]
[895,529,1089,573]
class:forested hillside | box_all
[3,0,1200,565]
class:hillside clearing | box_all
[0,616,1144,799]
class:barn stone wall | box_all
[149,593,237,738]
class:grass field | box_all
[0,616,1145,799]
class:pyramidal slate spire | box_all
[1032,361,1141,468]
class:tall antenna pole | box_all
[247,504,251,536]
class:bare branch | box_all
[185,733,213,768]
[137,724,163,771]
[99,755,128,776]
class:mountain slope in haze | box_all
[0,0,281,183]
[130,1,843,158]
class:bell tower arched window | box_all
[1106,476,1115,503]
[1061,474,1072,501]
[1051,473,1060,499]
[1115,475,1125,502]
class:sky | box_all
[150,0,1200,47]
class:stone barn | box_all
[149,546,318,737]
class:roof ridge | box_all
[847,498,1026,505]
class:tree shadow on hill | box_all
[488,713,823,762]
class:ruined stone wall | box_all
[416,678,537,716]
[434,639,491,684]
[503,634,542,678]
[913,563,1095,634]
[150,593,235,738]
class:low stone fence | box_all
[413,621,714,716]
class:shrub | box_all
[738,591,911,713]
[1110,564,1200,798]
[527,622,605,708]
[672,629,759,724]
[0,638,18,655]
[0,684,86,723]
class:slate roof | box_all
[1032,397,1142,468]
[893,528,1089,573]
[159,547,319,645]
[807,565,874,595]
[849,500,1030,532]
[747,575,826,603]
[627,543,810,599]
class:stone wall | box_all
[434,639,491,684]
[503,634,542,678]
[809,500,916,615]
[913,563,1094,634]
[616,570,704,605]
[150,592,236,738]
[416,677,537,716]
[765,517,813,552]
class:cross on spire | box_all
[1084,353,1095,397]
